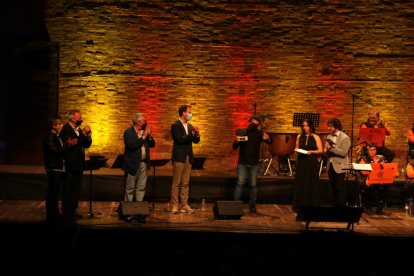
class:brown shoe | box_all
[171,206,179,214]
[180,205,195,213]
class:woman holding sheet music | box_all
[292,119,323,212]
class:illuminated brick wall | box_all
[45,0,414,169]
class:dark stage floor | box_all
[1,200,414,275]
[1,165,414,275]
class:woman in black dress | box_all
[292,119,323,212]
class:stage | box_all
[1,163,414,274]
[1,200,414,275]
[1,164,414,274]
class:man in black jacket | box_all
[233,115,271,213]
[43,116,76,222]
[59,110,92,219]
[170,105,200,214]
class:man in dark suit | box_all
[43,116,76,222]
[324,118,351,207]
[122,113,155,202]
[59,109,92,219]
[170,105,200,214]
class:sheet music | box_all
[351,163,373,171]
[295,148,308,154]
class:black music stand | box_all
[343,163,372,222]
[83,157,108,218]
[293,113,320,127]
[149,159,170,209]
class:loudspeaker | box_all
[296,206,364,231]
[118,201,149,218]
[213,201,244,219]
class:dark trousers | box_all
[328,166,347,207]
[62,170,83,216]
[46,171,64,218]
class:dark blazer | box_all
[59,122,92,172]
[122,126,155,175]
[171,119,200,164]
[43,130,67,171]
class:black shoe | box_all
[249,206,257,213]
[125,215,146,223]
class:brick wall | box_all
[44,0,414,170]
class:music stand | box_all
[343,163,372,222]
[359,128,386,148]
[366,163,398,186]
[293,113,320,127]
[111,154,124,168]
[149,159,170,209]
[83,157,108,218]
[365,163,398,215]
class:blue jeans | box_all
[234,164,260,206]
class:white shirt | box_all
[179,118,189,135]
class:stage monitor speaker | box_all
[213,201,243,220]
[296,206,364,231]
[118,201,149,219]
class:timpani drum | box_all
[267,133,298,176]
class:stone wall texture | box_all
[44,0,414,170]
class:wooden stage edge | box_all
[1,200,414,237]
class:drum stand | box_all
[263,156,293,176]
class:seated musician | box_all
[360,110,395,162]
[355,144,386,215]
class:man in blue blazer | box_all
[325,118,351,207]
[170,105,200,214]
[122,113,155,202]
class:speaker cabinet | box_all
[213,201,244,220]
[118,201,149,218]
[296,206,364,231]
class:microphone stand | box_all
[341,90,373,162]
